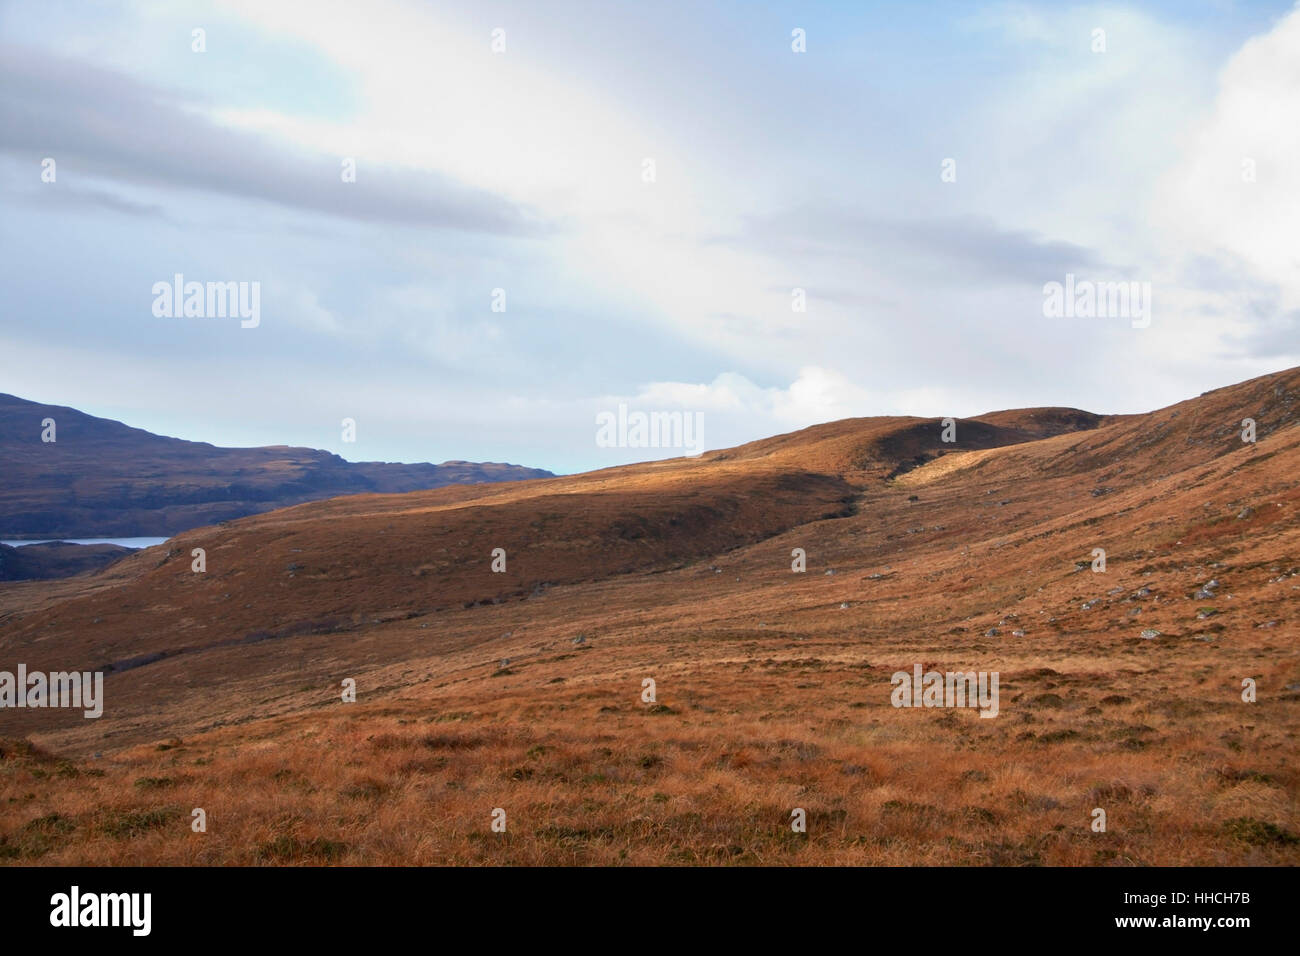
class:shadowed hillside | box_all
[0,541,133,581]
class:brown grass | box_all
[2,368,1299,865]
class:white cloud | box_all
[1154,6,1300,315]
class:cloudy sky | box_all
[2,0,1298,473]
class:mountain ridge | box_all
[0,393,554,538]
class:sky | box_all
[1,0,1298,474]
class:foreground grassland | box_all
[3,369,1298,864]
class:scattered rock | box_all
[1140,629,1161,640]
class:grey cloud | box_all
[727,207,1110,286]
[10,182,168,218]
[1229,309,1300,359]
[1179,252,1254,294]
[1173,259,1297,361]
[0,45,550,236]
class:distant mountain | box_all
[0,394,553,538]
[0,540,134,581]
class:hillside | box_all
[0,367,1297,866]
[0,394,553,538]
[0,541,134,581]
